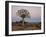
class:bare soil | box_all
[12,22,41,31]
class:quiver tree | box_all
[16,9,30,26]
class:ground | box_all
[12,22,41,31]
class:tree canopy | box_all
[16,9,30,18]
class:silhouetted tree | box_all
[16,9,30,26]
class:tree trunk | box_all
[22,18,24,26]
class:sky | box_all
[11,5,41,23]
